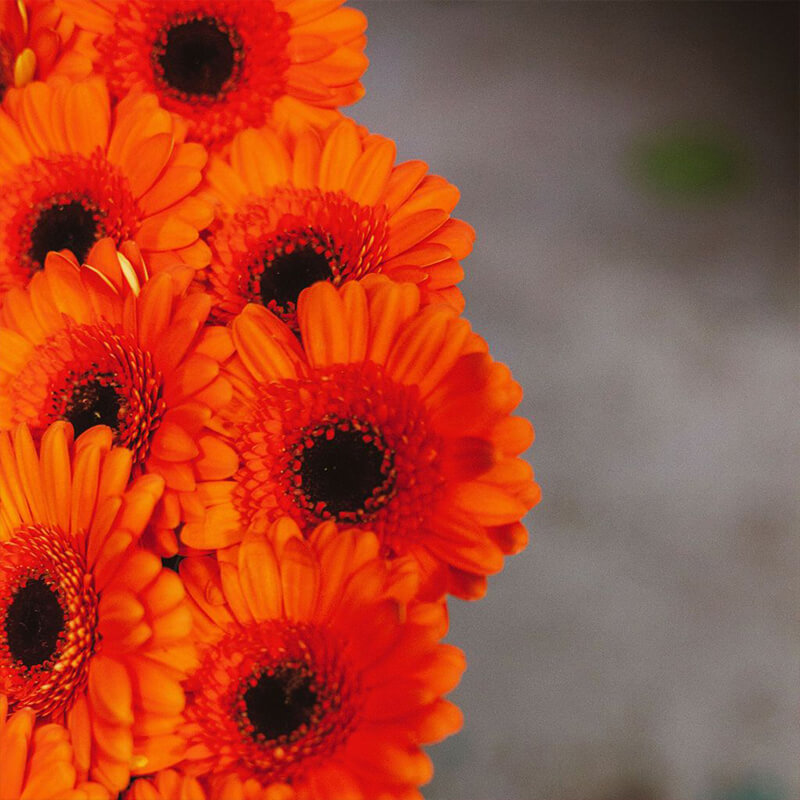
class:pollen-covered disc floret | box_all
[0,77,211,299]
[185,278,540,599]
[0,246,235,555]
[202,121,475,324]
[0,422,195,793]
[0,524,97,717]
[59,0,368,148]
[177,518,464,798]
[0,694,110,800]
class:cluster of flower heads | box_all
[0,1,541,798]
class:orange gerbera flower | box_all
[201,120,473,326]
[0,245,234,556]
[0,76,212,298]
[0,694,110,800]
[0,0,93,95]
[0,422,195,792]
[174,518,463,799]
[57,0,367,148]
[184,278,539,600]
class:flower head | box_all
[0,245,235,555]
[202,121,473,326]
[174,517,463,799]
[58,0,368,148]
[0,422,195,792]
[0,76,212,299]
[184,278,539,599]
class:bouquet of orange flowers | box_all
[0,2,540,798]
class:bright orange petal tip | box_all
[121,769,203,800]
[0,422,196,793]
[121,768,300,800]
[0,248,235,556]
[200,120,472,326]
[0,694,111,800]
[0,76,212,300]
[59,0,368,149]
[186,277,539,600]
[171,518,463,799]
[0,0,94,93]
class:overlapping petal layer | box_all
[173,518,463,799]
[0,0,93,94]
[0,422,195,792]
[57,0,367,147]
[0,4,541,797]
[0,694,109,800]
[0,76,211,299]
[0,245,233,553]
[183,277,539,599]
[202,120,474,325]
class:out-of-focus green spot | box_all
[710,774,788,800]
[630,127,746,202]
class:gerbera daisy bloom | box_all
[0,245,234,555]
[184,278,540,599]
[57,0,368,148]
[201,120,473,327]
[0,0,93,95]
[0,76,212,298]
[0,694,110,800]
[0,422,195,792]
[174,518,463,799]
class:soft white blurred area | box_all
[350,3,799,800]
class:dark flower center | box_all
[259,243,334,313]
[298,424,395,519]
[156,17,238,98]
[244,665,319,742]
[64,377,125,437]
[5,578,65,668]
[29,199,99,270]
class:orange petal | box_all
[124,133,173,199]
[280,537,319,621]
[231,305,303,382]
[89,656,133,725]
[450,481,529,525]
[64,79,110,156]
[297,281,349,367]
[136,215,199,251]
[317,119,361,191]
[230,128,291,194]
[150,421,199,462]
[238,531,282,619]
[345,137,395,205]
[364,279,420,365]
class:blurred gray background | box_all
[351,3,799,800]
